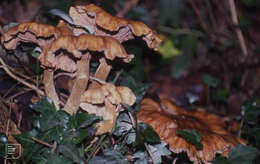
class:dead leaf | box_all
[137,98,244,164]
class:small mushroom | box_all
[80,99,117,135]
[80,83,136,134]
[137,98,245,164]
[80,83,136,106]
[39,34,134,114]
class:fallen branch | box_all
[228,0,248,57]
[0,57,44,96]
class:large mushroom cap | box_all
[137,98,244,164]
[69,4,162,50]
[1,22,72,50]
[39,34,134,72]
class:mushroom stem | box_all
[43,69,60,110]
[89,57,112,89]
[63,53,91,114]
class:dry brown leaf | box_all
[69,4,162,50]
[1,21,73,50]
[39,34,133,72]
[137,98,244,164]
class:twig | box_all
[0,58,44,96]
[6,89,33,101]
[144,142,156,164]
[8,66,38,84]
[87,134,106,162]
[116,0,139,17]
[32,137,54,148]
[228,0,248,57]
[112,69,123,84]
[187,0,216,42]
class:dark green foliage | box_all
[213,144,258,164]
[120,76,151,111]
[171,35,197,78]
[89,148,129,164]
[211,89,229,103]
[201,74,220,88]
[176,129,203,150]
[241,97,260,148]
[136,123,160,144]
[14,97,100,163]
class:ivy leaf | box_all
[137,123,160,144]
[211,90,229,103]
[133,151,149,164]
[241,97,260,147]
[120,76,151,111]
[176,129,203,150]
[158,39,181,59]
[30,97,56,115]
[48,9,94,34]
[147,142,171,163]
[44,153,73,164]
[69,113,101,129]
[57,141,84,163]
[89,148,129,164]
[114,113,133,136]
[213,144,258,164]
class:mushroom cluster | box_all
[1,4,161,134]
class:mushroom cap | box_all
[69,4,162,50]
[1,21,72,50]
[80,99,117,135]
[80,83,136,106]
[137,98,244,164]
[39,34,134,72]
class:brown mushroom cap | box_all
[80,83,136,106]
[137,98,244,164]
[39,34,134,72]
[1,21,72,50]
[80,99,117,135]
[69,4,162,50]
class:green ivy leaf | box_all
[213,144,258,164]
[69,113,101,129]
[158,39,181,59]
[176,129,203,150]
[57,141,84,163]
[211,90,229,103]
[120,76,151,111]
[30,97,56,115]
[89,148,129,164]
[44,153,73,164]
[147,142,171,163]
[133,151,149,164]
[114,113,133,136]
[137,123,160,144]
